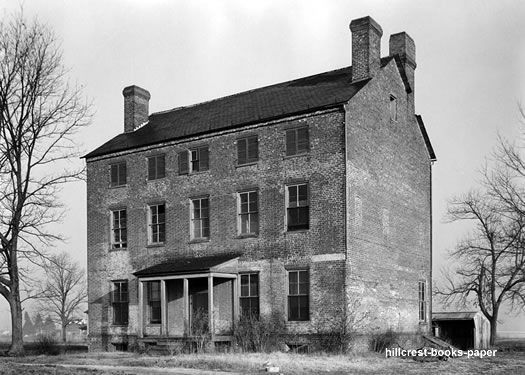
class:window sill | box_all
[235,234,258,239]
[110,324,129,327]
[283,153,309,160]
[236,161,258,168]
[147,177,166,182]
[188,238,210,244]
[287,319,310,323]
[146,243,165,248]
[109,247,127,252]
[286,229,309,234]
[109,184,128,189]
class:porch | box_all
[133,254,240,341]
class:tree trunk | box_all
[8,280,24,355]
[62,322,67,343]
[489,316,497,346]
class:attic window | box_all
[389,95,397,122]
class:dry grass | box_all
[1,350,524,374]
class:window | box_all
[112,281,128,325]
[237,136,258,165]
[390,95,397,122]
[178,147,209,174]
[238,191,258,235]
[288,270,309,321]
[191,197,209,239]
[110,162,127,187]
[419,281,426,322]
[286,184,309,231]
[111,209,127,249]
[147,155,165,180]
[148,204,166,244]
[240,273,259,318]
[148,281,161,324]
[285,127,309,156]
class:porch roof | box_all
[133,253,240,278]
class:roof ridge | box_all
[149,65,353,118]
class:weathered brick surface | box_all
[87,110,348,350]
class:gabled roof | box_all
[85,58,396,159]
[133,253,240,278]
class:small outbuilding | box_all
[432,311,490,349]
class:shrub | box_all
[370,328,399,353]
[35,333,60,355]
[233,313,286,352]
[191,307,210,353]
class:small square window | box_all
[147,155,166,180]
[178,147,209,174]
[237,136,259,165]
[286,127,309,156]
[110,162,127,187]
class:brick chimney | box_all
[349,16,383,83]
[123,85,151,133]
[389,32,416,111]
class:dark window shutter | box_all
[157,155,165,178]
[147,157,156,180]
[200,147,209,170]
[286,129,296,156]
[110,165,118,186]
[247,136,258,162]
[119,163,127,185]
[297,127,309,153]
[237,139,247,165]
[178,151,189,174]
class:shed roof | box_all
[133,253,240,278]
[432,311,481,321]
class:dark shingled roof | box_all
[133,253,240,277]
[85,57,396,159]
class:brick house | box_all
[85,16,435,351]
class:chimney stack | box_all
[123,85,151,133]
[389,32,416,110]
[350,16,383,83]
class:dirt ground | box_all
[0,350,523,374]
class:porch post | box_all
[183,278,189,336]
[160,279,167,336]
[138,280,144,338]
[232,276,239,324]
[208,275,214,338]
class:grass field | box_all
[0,349,524,374]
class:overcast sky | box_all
[1,0,524,333]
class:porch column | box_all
[138,280,144,338]
[208,275,214,337]
[183,278,189,335]
[232,276,239,324]
[160,279,167,336]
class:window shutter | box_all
[286,130,296,156]
[147,157,156,180]
[157,155,165,178]
[178,151,189,174]
[119,163,127,185]
[237,139,247,165]
[297,127,309,153]
[247,136,258,162]
[200,147,209,170]
[110,165,118,185]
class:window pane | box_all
[250,274,258,296]
[247,137,258,161]
[288,296,298,320]
[298,296,309,320]
[199,147,209,170]
[249,192,258,211]
[249,213,258,234]
[159,223,166,242]
[193,220,202,238]
[179,151,189,174]
[148,157,156,180]
[157,155,165,178]
[240,214,249,234]
[118,163,126,185]
[288,186,298,206]
[110,165,118,185]
[298,185,308,205]
[202,219,210,238]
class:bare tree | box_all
[0,10,91,354]
[37,252,87,343]
[438,131,525,346]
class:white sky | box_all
[1,0,524,333]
